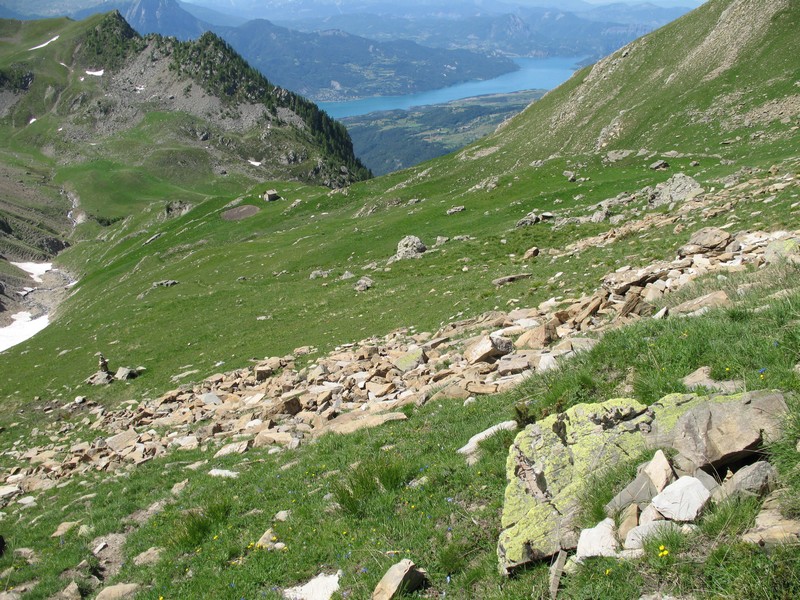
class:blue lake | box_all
[319,56,587,119]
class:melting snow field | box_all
[11,262,53,283]
[0,312,50,353]
[29,35,59,51]
[2,262,59,351]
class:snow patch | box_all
[28,117,37,125]
[11,262,53,283]
[85,69,104,77]
[0,312,50,353]
[248,160,262,167]
[29,35,59,51]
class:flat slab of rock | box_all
[213,440,252,459]
[372,559,429,600]
[671,290,731,315]
[51,521,80,538]
[465,335,513,364]
[606,472,658,515]
[681,366,742,394]
[105,428,138,453]
[651,476,710,522]
[742,491,800,547]
[0,485,20,499]
[322,412,407,436]
[493,273,532,287]
[95,583,140,600]
[133,546,162,566]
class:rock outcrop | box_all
[497,390,789,573]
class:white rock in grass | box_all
[624,521,681,550]
[208,469,238,479]
[651,476,710,522]
[457,421,517,464]
[282,570,342,600]
[576,518,619,561]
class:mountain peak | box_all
[125,0,208,40]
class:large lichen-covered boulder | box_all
[498,398,653,574]
[497,391,789,574]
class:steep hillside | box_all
[477,0,798,159]
[0,2,797,598]
[0,0,794,404]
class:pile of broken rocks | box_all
[2,227,800,504]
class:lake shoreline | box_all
[320,55,588,118]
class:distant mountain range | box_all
[3,0,696,101]
[52,0,514,101]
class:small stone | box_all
[133,547,162,566]
[523,247,540,260]
[651,476,711,521]
[372,559,429,600]
[457,421,517,465]
[715,461,777,502]
[618,504,639,543]
[57,581,82,600]
[274,510,291,522]
[623,521,680,550]
[52,521,81,538]
[213,440,252,459]
[650,159,669,170]
[643,450,675,492]
[201,392,222,405]
[95,583,140,600]
[257,528,277,550]
[576,518,619,561]
[208,469,238,479]
[354,276,374,292]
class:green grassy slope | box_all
[0,0,797,408]
[0,1,798,598]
